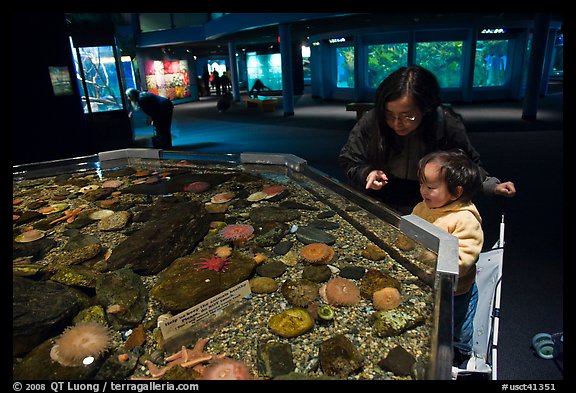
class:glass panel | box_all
[416,41,463,88]
[172,13,209,27]
[367,43,408,88]
[550,33,563,80]
[302,45,311,85]
[474,39,510,87]
[139,13,172,32]
[336,46,354,88]
[70,42,123,113]
[246,53,282,91]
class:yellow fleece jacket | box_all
[412,200,484,296]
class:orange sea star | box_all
[144,337,224,378]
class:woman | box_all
[338,65,516,214]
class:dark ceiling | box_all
[66,12,563,57]
[148,12,563,56]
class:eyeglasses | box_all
[384,113,419,123]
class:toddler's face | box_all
[419,162,458,209]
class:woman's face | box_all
[384,95,422,136]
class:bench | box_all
[346,102,375,120]
[241,96,279,112]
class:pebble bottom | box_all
[14,160,436,380]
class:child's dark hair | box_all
[417,148,482,202]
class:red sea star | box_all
[195,255,231,272]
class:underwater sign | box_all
[159,280,252,342]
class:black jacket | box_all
[338,105,499,211]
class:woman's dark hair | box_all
[417,148,482,203]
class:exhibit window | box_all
[415,40,464,89]
[367,43,409,88]
[246,52,282,91]
[336,46,355,88]
[474,39,511,87]
[143,59,192,100]
[70,39,124,114]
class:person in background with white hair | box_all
[126,88,174,149]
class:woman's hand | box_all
[494,181,516,197]
[366,170,389,191]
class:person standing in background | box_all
[126,88,174,149]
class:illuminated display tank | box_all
[12,150,458,380]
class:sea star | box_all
[195,255,231,272]
[49,207,86,225]
[144,337,223,378]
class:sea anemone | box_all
[372,287,402,310]
[211,191,236,204]
[50,322,113,367]
[262,184,285,198]
[214,245,233,258]
[101,179,123,189]
[201,358,253,380]
[184,181,210,193]
[14,229,45,243]
[300,243,335,265]
[218,224,254,243]
[320,277,361,307]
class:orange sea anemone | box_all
[300,243,335,265]
[372,287,402,310]
[321,277,360,306]
[50,322,113,367]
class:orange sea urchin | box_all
[300,243,335,265]
[218,224,254,243]
[50,322,113,367]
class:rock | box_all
[249,206,301,223]
[295,226,336,245]
[319,334,364,377]
[12,276,87,357]
[95,268,149,330]
[339,266,366,280]
[378,345,416,377]
[359,269,402,300]
[308,219,340,230]
[106,200,210,275]
[255,260,287,278]
[268,307,315,338]
[150,249,257,312]
[97,211,132,231]
[301,265,332,283]
[256,341,295,378]
[361,244,389,261]
[273,240,293,255]
[249,277,279,294]
[371,304,428,337]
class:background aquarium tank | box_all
[246,52,282,91]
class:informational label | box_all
[159,280,251,341]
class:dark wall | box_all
[11,13,135,166]
[11,13,94,166]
